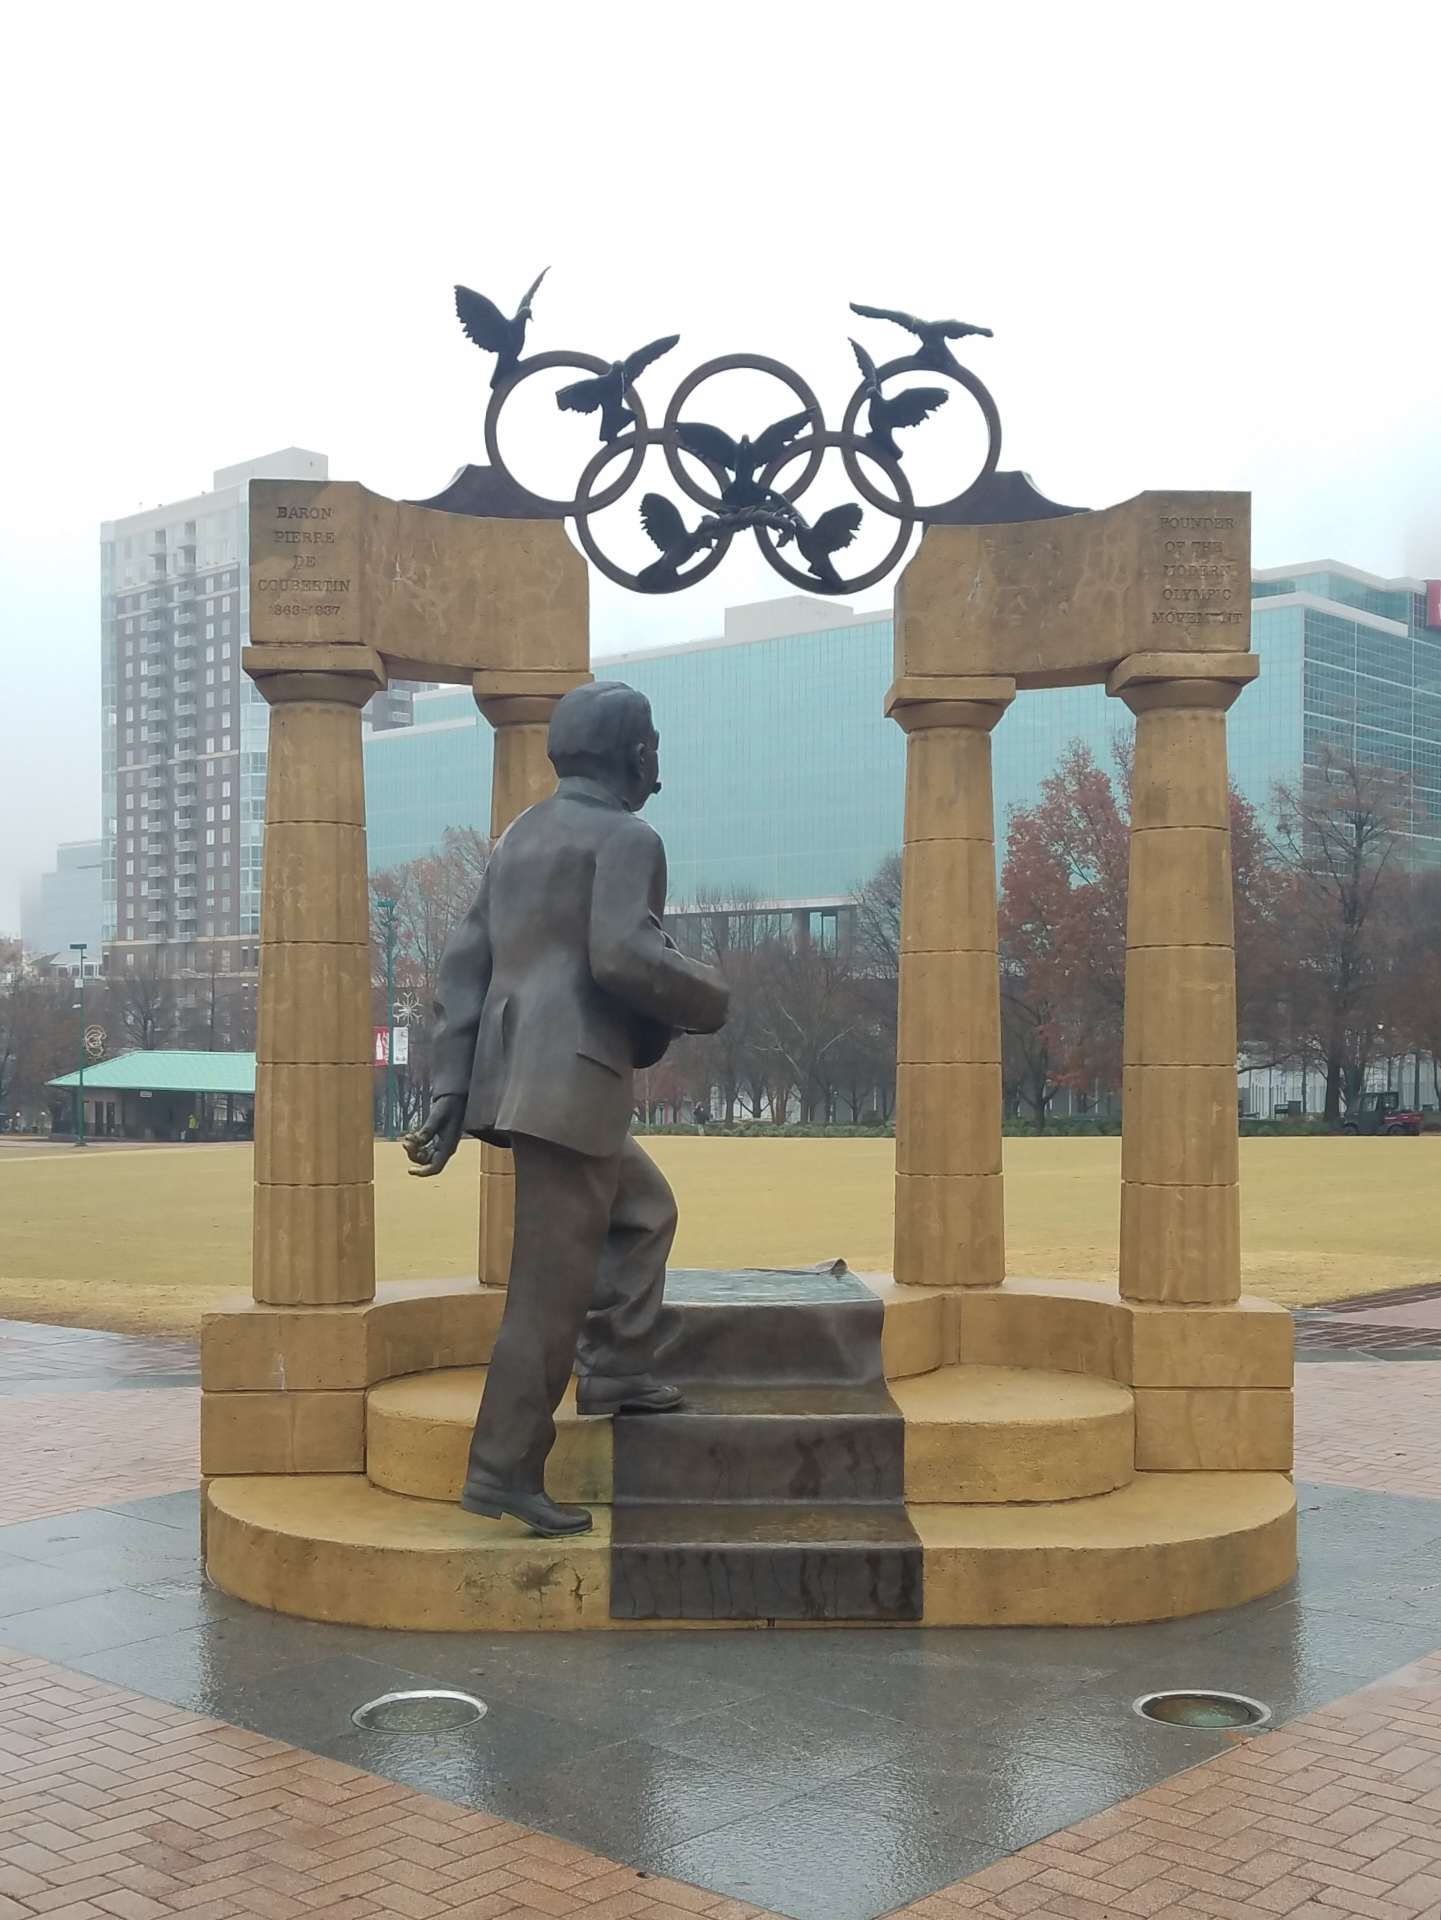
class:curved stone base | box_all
[205,1471,1296,1632]
[367,1363,1136,1508]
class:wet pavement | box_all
[0,1479,1439,1919]
[0,1317,200,1393]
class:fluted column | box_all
[471,670,591,1288]
[887,676,1015,1289]
[250,652,385,1305]
[1111,651,1259,1304]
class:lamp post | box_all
[377,897,398,1141]
[70,942,88,1148]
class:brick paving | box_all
[888,1652,1441,1919]
[1293,1364,1441,1503]
[0,1392,199,1527]
[0,1648,777,1920]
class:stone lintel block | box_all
[1121,1181,1240,1305]
[480,1168,515,1289]
[901,839,998,955]
[1128,1296,1293,1387]
[253,1182,376,1307]
[886,675,1017,719]
[1108,651,1260,698]
[897,1065,1003,1177]
[1120,1066,1240,1188]
[896,493,1251,690]
[243,643,386,687]
[1123,945,1237,1067]
[893,1173,1004,1289]
[257,944,372,1066]
[201,1389,365,1476]
[201,1279,508,1392]
[1130,712,1232,828]
[471,667,591,703]
[259,823,369,945]
[959,1279,1129,1382]
[904,729,997,844]
[898,951,1002,1065]
[1127,829,1234,948]
[264,702,366,827]
[255,1065,375,1186]
[1133,1388,1293,1471]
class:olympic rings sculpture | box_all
[449,274,1003,597]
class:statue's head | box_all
[548,681,660,812]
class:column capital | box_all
[472,667,591,731]
[885,674,1016,734]
[243,644,386,709]
[1108,651,1259,715]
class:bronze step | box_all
[609,1500,924,1621]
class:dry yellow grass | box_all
[0,1134,1435,1339]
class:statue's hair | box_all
[547,681,655,774]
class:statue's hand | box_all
[402,1094,466,1177]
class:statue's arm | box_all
[403,866,493,1176]
[590,825,729,1035]
[430,863,494,1097]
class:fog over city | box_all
[1,0,1436,929]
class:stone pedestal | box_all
[887,676,1015,1290]
[1111,652,1260,1304]
[471,670,590,1287]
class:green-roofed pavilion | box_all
[48,1050,255,1141]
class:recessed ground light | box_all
[352,1690,487,1733]
[1133,1690,1271,1731]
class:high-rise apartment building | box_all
[100,449,328,978]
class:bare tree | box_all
[1270,752,1411,1123]
[106,952,176,1050]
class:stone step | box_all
[366,1364,1136,1507]
[609,1501,922,1622]
[204,1471,1296,1632]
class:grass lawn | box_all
[0,1134,1435,1338]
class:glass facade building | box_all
[362,563,1441,905]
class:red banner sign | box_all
[1427,580,1441,630]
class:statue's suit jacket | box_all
[429,776,729,1160]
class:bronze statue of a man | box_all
[403,681,729,1536]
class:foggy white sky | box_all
[2,0,1438,929]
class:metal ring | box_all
[571,430,734,595]
[485,351,648,516]
[662,353,826,512]
[839,355,1002,519]
[754,430,916,596]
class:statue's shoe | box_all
[458,1483,594,1536]
[575,1376,684,1417]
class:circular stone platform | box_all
[204,1471,1297,1631]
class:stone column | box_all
[250,649,385,1306]
[887,676,1015,1290]
[470,669,590,1288]
[1111,651,1260,1305]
